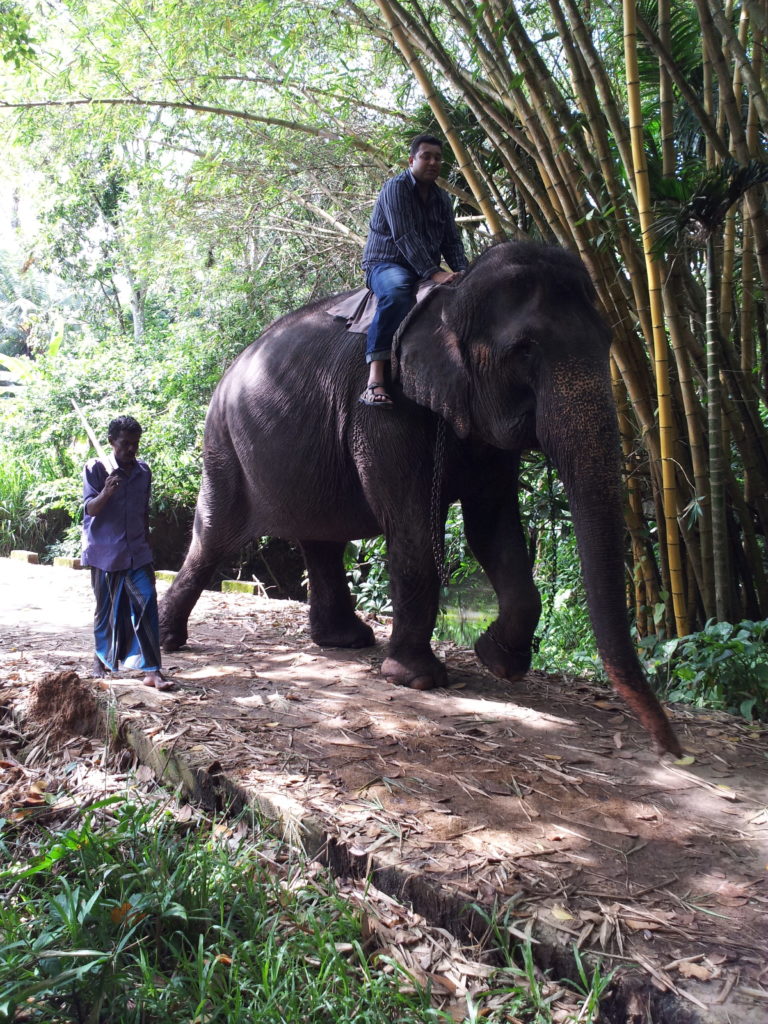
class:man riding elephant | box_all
[159,237,683,756]
[360,133,469,408]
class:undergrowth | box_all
[0,797,442,1024]
[0,795,611,1023]
[638,618,768,721]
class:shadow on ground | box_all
[1,558,766,1023]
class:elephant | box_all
[159,240,682,756]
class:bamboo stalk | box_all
[623,0,688,635]
[658,0,675,177]
[708,0,768,132]
[662,273,715,618]
[372,0,506,241]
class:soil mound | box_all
[27,671,104,744]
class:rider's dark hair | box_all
[409,133,444,158]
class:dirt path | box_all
[1,557,767,1023]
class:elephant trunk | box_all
[537,362,682,756]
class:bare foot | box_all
[92,656,112,678]
[143,672,175,691]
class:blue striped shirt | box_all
[362,169,468,281]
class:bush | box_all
[638,619,768,720]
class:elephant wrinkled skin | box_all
[159,241,682,756]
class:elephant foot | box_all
[382,653,448,691]
[311,617,375,650]
[474,628,532,682]
[160,621,188,652]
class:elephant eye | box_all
[509,337,537,363]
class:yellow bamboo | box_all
[658,0,675,177]
[623,0,689,636]
[373,0,505,241]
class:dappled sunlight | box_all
[177,664,255,680]
[3,557,767,1013]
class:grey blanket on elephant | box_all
[326,280,437,334]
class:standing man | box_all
[82,415,171,689]
[360,133,468,407]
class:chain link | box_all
[430,418,449,585]
[534,457,558,648]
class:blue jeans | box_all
[365,262,419,363]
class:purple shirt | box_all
[81,457,154,572]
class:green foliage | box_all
[534,573,601,680]
[0,457,51,554]
[0,1,35,66]
[345,536,392,614]
[0,312,252,558]
[638,619,768,720]
[521,459,600,677]
[0,797,445,1023]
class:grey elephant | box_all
[160,241,682,756]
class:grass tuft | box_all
[0,797,443,1023]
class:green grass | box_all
[0,797,446,1023]
[0,458,43,556]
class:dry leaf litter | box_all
[2,557,767,1021]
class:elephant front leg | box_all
[462,483,542,682]
[382,535,447,690]
[301,540,375,649]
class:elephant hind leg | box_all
[159,470,254,651]
[159,542,219,651]
[301,540,375,649]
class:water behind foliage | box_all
[434,573,496,646]
[434,571,604,681]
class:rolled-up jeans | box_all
[365,262,420,363]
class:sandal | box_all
[359,383,394,408]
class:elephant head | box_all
[393,241,681,756]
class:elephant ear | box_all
[392,285,471,439]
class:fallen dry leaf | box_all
[551,905,575,921]
[677,961,716,981]
[623,918,661,931]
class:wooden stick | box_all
[71,399,114,470]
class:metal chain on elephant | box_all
[430,418,449,586]
[533,457,559,651]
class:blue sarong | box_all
[91,564,162,672]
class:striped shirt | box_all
[362,169,468,280]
